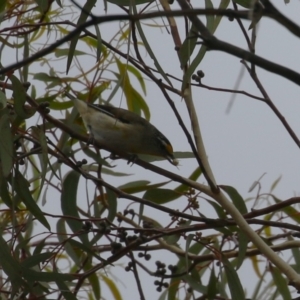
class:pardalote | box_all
[67,92,178,166]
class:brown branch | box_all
[241,60,300,149]
[244,197,300,219]
[1,8,300,88]
[176,1,300,87]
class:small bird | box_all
[67,92,178,166]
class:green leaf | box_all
[182,44,207,92]
[214,0,230,31]
[205,0,215,33]
[207,265,218,300]
[0,234,27,295]
[119,180,171,195]
[56,219,80,266]
[10,75,32,119]
[127,64,146,95]
[271,195,300,223]
[158,289,168,300]
[183,272,206,293]
[181,0,226,91]
[31,126,48,199]
[68,239,105,263]
[0,171,13,208]
[270,266,291,300]
[118,180,151,193]
[101,274,122,300]
[0,0,6,13]
[56,0,62,7]
[233,0,252,8]
[139,151,194,164]
[248,5,263,30]
[289,236,300,271]
[235,230,248,270]
[220,185,247,214]
[23,34,29,82]
[33,238,47,255]
[33,72,61,83]
[80,143,112,167]
[169,241,207,297]
[143,188,180,204]
[131,4,172,87]
[179,23,198,68]
[54,48,87,57]
[54,278,78,300]
[174,166,201,195]
[270,175,282,192]
[94,24,102,62]
[207,199,227,219]
[185,234,194,268]
[106,187,117,222]
[33,72,64,89]
[115,58,150,119]
[21,253,53,268]
[0,90,7,109]
[82,162,127,174]
[14,170,50,230]
[34,0,49,13]
[89,82,111,100]
[0,112,13,176]
[82,258,101,299]
[222,254,245,300]
[251,267,268,299]
[167,277,180,300]
[66,0,97,73]
[61,171,87,242]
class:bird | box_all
[66,92,178,166]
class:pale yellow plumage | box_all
[68,94,178,166]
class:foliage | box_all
[0,0,300,299]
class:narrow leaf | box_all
[61,170,88,243]
[101,275,122,300]
[207,265,218,300]
[31,126,48,200]
[21,253,53,268]
[94,24,102,62]
[23,34,29,82]
[222,254,245,300]
[14,170,50,230]
[143,188,180,204]
[0,112,13,176]
[82,259,101,300]
[0,171,13,208]
[0,234,26,294]
[56,218,80,266]
[233,0,252,8]
[271,195,300,223]
[220,185,247,214]
[68,239,106,262]
[179,23,198,68]
[55,278,78,300]
[66,0,97,73]
[106,187,117,222]
[34,0,49,13]
[0,90,7,109]
[132,5,172,86]
[270,265,291,300]
[235,230,248,270]
[10,75,31,119]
